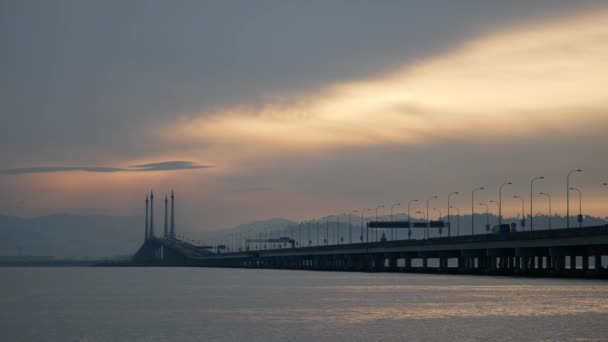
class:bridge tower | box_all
[164,195,169,239]
[170,191,176,240]
[145,196,149,241]
[149,191,155,238]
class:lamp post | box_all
[447,192,459,237]
[316,219,320,246]
[390,203,400,241]
[479,203,490,232]
[325,216,330,245]
[472,187,485,235]
[336,215,341,245]
[375,205,384,242]
[569,187,583,228]
[603,183,608,224]
[567,169,582,228]
[407,200,418,240]
[416,210,425,238]
[538,192,552,230]
[530,176,544,231]
[349,210,358,244]
[450,206,460,236]
[498,182,512,225]
[433,207,443,236]
[341,214,347,245]
[426,196,438,240]
[362,208,371,243]
[513,195,525,230]
[489,200,499,227]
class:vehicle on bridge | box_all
[492,223,517,234]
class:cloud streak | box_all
[0,161,212,175]
[167,8,608,154]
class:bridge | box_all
[131,224,608,278]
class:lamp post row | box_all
[209,170,606,251]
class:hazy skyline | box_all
[1,1,608,231]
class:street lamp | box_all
[407,200,418,240]
[538,192,552,230]
[325,216,331,245]
[447,192,459,237]
[375,205,384,242]
[316,219,320,246]
[479,203,490,232]
[426,196,438,240]
[307,221,312,246]
[433,208,443,236]
[498,182,512,225]
[336,215,341,245]
[390,203,400,240]
[450,206,460,236]
[362,208,372,243]
[341,214,347,245]
[416,210,426,239]
[530,176,544,231]
[569,187,583,228]
[349,210,358,244]
[513,195,525,230]
[472,187,485,235]
[567,169,582,228]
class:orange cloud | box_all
[166,9,608,156]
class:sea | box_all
[1,267,607,341]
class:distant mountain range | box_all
[0,214,297,259]
[1,213,605,259]
[0,214,141,259]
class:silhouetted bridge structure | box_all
[131,224,608,277]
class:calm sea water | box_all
[1,267,608,342]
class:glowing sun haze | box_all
[171,8,608,157]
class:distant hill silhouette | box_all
[1,213,605,258]
[0,214,140,259]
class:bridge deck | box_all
[131,225,608,278]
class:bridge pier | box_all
[388,254,398,271]
[130,226,608,279]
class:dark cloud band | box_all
[0,161,212,175]
[129,161,211,172]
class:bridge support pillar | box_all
[439,257,448,271]
[522,256,530,272]
[549,247,565,273]
[570,255,576,271]
[373,254,385,272]
[582,254,589,271]
[388,255,398,271]
[404,256,412,270]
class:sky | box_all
[1,1,608,231]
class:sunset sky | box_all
[1,1,607,231]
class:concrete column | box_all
[551,256,560,272]
[439,257,446,271]
[582,254,589,271]
[388,255,398,270]
[595,255,602,271]
[569,255,576,271]
[521,256,529,271]
[405,257,412,270]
